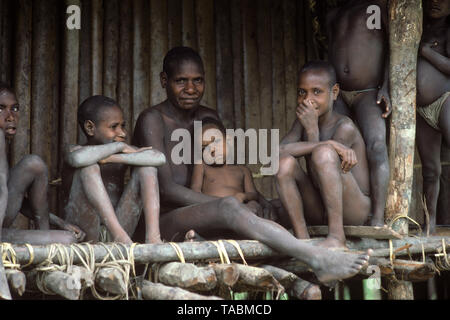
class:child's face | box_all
[89,106,126,145]
[425,0,450,19]
[297,70,338,117]
[0,90,20,138]
[202,125,227,165]
[161,60,205,111]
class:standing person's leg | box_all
[438,98,450,225]
[275,154,325,239]
[353,92,389,227]
[160,197,372,285]
[4,155,50,229]
[416,115,442,235]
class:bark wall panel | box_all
[103,0,119,100]
[12,0,32,166]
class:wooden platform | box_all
[307,225,403,240]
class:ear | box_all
[160,72,168,89]
[84,120,96,137]
[331,83,340,101]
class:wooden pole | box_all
[181,0,197,51]
[12,0,32,166]
[31,0,59,190]
[0,0,13,84]
[386,0,422,300]
[257,0,274,199]
[132,0,151,127]
[230,0,244,130]
[168,0,182,49]
[91,0,103,96]
[149,0,168,106]
[118,1,133,137]
[215,0,235,129]
[103,0,119,100]
[61,0,81,158]
[195,0,216,110]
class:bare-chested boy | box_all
[190,117,276,221]
[327,0,390,227]
[133,46,372,286]
[276,61,371,248]
[416,0,450,234]
[62,95,166,244]
[0,83,83,299]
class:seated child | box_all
[416,0,450,234]
[190,117,277,222]
[275,61,371,249]
[0,82,83,242]
[62,95,166,244]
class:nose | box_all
[5,109,14,122]
[184,81,196,95]
[117,126,127,139]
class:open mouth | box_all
[5,126,16,134]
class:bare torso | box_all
[417,24,450,107]
[132,101,220,211]
[328,0,387,90]
[305,113,370,196]
[201,164,246,198]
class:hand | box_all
[419,41,438,56]
[328,140,358,173]
[296,100,319,132]
[113,231,133,245]
[246,200,264,218]
[64,223,86,242]
[121,144,139,154]
[377,85,391,118]
[234,192,247,203]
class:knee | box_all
[366,139,388,163]
[311,144,339,168]
[134,166,158,178]
[422,164,441,184]
[217,196,242,224]
[22,154,48,177]
[276,154,298,180]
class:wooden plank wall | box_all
[0,0,438,223]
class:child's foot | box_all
[184,229,206,242]
[370,217,385,227]
[311,248,372,286]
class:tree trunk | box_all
[141,280,222,300]
[386,0,423,300]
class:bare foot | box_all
[184,229,206,242]
[311,248,373,286]
[318,236,347,249]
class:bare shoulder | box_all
[195,106,220,121]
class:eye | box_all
[12,105,19,112]
[176,79,186,85]
[314,89,321,95]
[194,78,203,84]
[298,90,306,96]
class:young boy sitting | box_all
[0,82,83,242]
[275,61,371,249]
[62,95,166,244]
[190,117,277,224]
[416,0,450,234]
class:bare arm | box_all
[99,148,166,167]
[0,130,8,230]
[134,109,217,206]
[190,163,205,193]
[420,31,450,75]
[64,142,127,168]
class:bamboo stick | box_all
[91,0,103,96]
[230,0,244,130]
[103,0,119,100]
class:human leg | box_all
[115,166,161,243]
[4,155,50,229]
[353,91,389,227]
[417,114,442,235]
[275,154,325,239]
[160,197,372,285]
